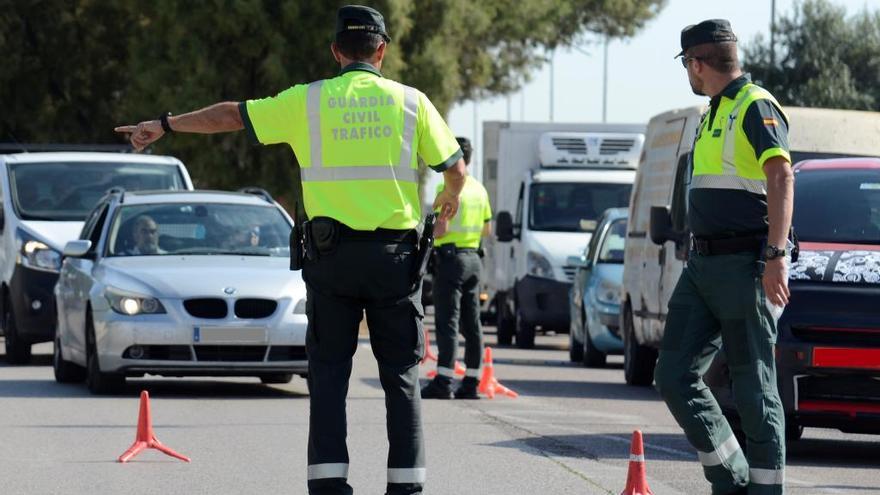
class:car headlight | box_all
[292,298,307,315]
[595,279,620,306]
[105,287,166,316]
[18,234,62,273]
[527,251,554,279]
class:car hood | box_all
[97,256,306,300]
[21,221,84,251]
[790,242,880,285]
[530,231,592,267]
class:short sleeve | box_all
[241,85,307,145]
[482,188,492,222]
[416,92,462,172]
[742,99,791,167]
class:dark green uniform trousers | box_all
[655,252,785,495]
[433,249,484,380]
[303,239,425,495]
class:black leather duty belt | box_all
[691,235,764,256]
[337,224,418,244]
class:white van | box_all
[486,122,644,348]
[0,151,193,363]
[621,106,880,385]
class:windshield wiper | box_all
[172,249,271,256]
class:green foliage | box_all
[743,0,880,110]
[0,0,663,209]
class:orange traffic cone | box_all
[477,347,518,399]
[118,390,190,463]
[620,430,653,495]
[422,328,438,363]
[426,361,467,379]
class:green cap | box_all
[336,5,390,42]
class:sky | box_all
[446,0,876,169]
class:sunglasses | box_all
[680,56,702,68]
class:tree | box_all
[743,0,880,110]
[0,0,665,209]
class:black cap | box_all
[676,19,737,57]
[456,137,473,165]
[336,5,390,42]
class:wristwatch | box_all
[159,112,173,133]
[764,244,787,260]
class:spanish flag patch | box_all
[763,118,779,126]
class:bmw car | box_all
[52,189,308,394]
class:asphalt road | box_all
[1,323,878,495]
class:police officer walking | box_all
[116,6,466,495]
[654,20,793,495]
[421,137,492,400]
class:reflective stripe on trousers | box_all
[697,434,742,467]
[387,467,427,484]
[302,80,420,183]
[308,463,349,480]
[750,467,784,485]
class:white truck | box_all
[484,121,645,348]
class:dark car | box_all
[709,158,880,440]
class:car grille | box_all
[562,266,577,282]
[235,298,278,319]
[194,345,268,362]
[184,298,228,319]
[122,345,193,361]
[268,346,308,361]
[798,374,880,403]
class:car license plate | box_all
[193,326,268,344]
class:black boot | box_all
[421,377,453,399]
[454,377,480,400]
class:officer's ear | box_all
[375,41,387,63]
[330,42,342,64]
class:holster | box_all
[305,217,341,260]
[411,213,436,290]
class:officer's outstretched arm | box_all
[115,102,244,152]
[433,159,467,220]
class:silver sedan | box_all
[53,189,308,394]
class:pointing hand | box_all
[114,120,164,152]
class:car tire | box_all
[85,313,125,395]
[54,333,85,383]
[569,322,584,363]
[260,373,294,385]
[4,304,32,365]
[515,308,535,349]
[496,294,514,347]
[582,321,607,368]
[623,305,657,386]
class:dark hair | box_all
[456,137,473,165]
[689,42,739,74]
[335,31,383,61]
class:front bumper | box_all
[585,301,623,354]
[9,264,58,343]
[92,299,308,377]
[516,275,571,332]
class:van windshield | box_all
[794,169,880,244]
[529,183,632,232]
[9,162,186,221]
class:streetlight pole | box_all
[602,37,609,123]
[549,49,555,122]
[770,0,776,66]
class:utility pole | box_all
[506,94,512,122]
[549,49,555,122]
[770,0,776,66]
[602,37,609,123]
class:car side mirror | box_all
[650,206,675,245]
[496,211,515,243]
[63,240,93,258]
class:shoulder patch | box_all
[763,118,779,126]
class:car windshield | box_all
[794,169,880,244]
[598,218,627,263]
[106,202,291,257]
[9,162,185,221]
[529,182,632,232]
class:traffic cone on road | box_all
[422,328,438,363]
[426,360,466,379]
[118,390,190,463]
[620,430,653,495]
[477,347,518,399]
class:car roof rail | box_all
[237,187,274,203]
[0,143,136,154]
[105,186,126,203]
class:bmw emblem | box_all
[224,287,236,295]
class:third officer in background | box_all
[421,137,492,400]
[654,20,794,495]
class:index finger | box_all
[114,125,137,133]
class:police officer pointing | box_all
[116,6,467,495]
[654,20,793,495]
[421,137,492,400]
